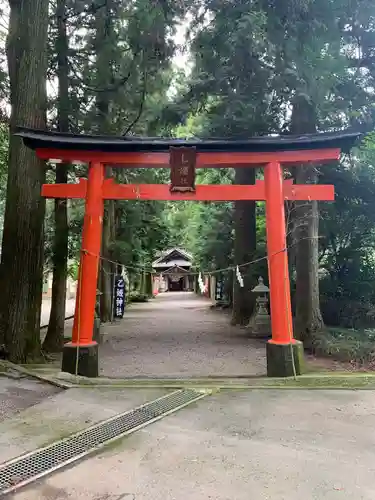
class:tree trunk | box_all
[100,210,115,322]
[139,269,146,295]
[291,96,324,344]
[43,0,70,352]
[0,0,49,362]
[231,168,257,325]
[94,0,116,322]
[145,272,153,297]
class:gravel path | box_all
[99,292,266,378]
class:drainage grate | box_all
[0,389,207,496]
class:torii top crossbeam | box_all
[17,128,360,201]
[17,127,360,378]
[17,126,358,157]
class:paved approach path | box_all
[99,292,266,378]
[7,388,375,499]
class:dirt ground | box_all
[97,292,267,378]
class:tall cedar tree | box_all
[94,0,117,322]
[0,0,49,361]
[231,168,257,325]
[44,0,70,352]
[291,97,324,343]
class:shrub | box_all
[129,293,149,303]
[311,327,375,365]
[320,296,375,329]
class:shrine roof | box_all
[15,127,362,154]
[153,260,192,269]
[160,265,191,275]
[152,248,193,268]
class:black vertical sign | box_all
[215,280,224,301]
[113,275,126,318]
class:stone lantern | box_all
[247,277,271,338]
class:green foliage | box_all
[164,0,375,334]
[42,0,183,275]
[67,260,79,280]
[187,1,280,137]
[128,292,149,303]
[312,327,375,366]
[317,140,375,326]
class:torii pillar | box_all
[264,162,303,376]
[61,162,104,377]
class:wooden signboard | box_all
[215,280,224,301]
[113,275,126,318]
[170,146,196,192]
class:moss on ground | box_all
[21,364,59,372]
[0,361,10,373]
[49,372,375,390]
[100,434,133,454]
[7,357,375,391]
[10,413,84,446]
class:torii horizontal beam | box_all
[42,178,334,201]
[36,148,341,166]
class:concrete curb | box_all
[0,361,74,390]
[54,372,375,390]
[3,361,375,390]
[74,384,375,390]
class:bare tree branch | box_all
[122,68,148,136]
[69,55,138,93]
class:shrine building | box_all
[152,247,194,292]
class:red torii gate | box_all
[17,128,360,378]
